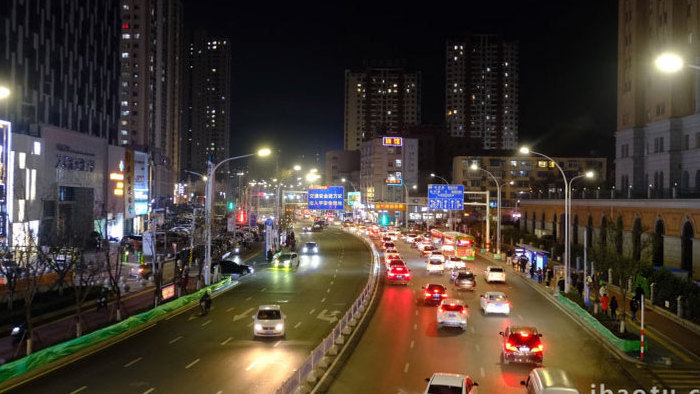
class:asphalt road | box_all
[327,236,641,394]
[8,225,370,394]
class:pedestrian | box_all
[635,284,644,302]
[537,268,543,284]
[600,293,610,316]
[599,282,607,299]
[506,250,513,267]
[610,295,619,320]
[557,278,565,293]
[546,267,553,287]
[576,280,584,297]
[630,298,639,321]
[529,263,536,279]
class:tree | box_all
[103,244,126,321]
[71,253,103,337]
[44,247,79,297]
[16,231,51,355]
[0,247,21,311]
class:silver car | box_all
[454,271,477,291]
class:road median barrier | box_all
[0,278,232,389]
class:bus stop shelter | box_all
[514,244,550,271]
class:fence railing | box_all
[277,229,380,394]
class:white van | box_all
[521,368,579,394]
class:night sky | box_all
[184,1,618,168]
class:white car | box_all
[480,291,511,315]
[424,373,478,394]
[444,256,466,270]
[426,259,445,274]
[427,251,445,263]
[436,298,468,330]
[484,266,506,283]
[274,252,300,269]
[253,305,286,338]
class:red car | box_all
[500,326,544,365]
[387,265,411,285]
[422,283,448,305]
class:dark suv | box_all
[499,326,543,365]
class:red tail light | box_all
[441,294,447,297]
[388,273,395,278]
[424,292,431,297]
[460,308,467,314]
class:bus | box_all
[430,229,476,260]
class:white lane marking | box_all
[410,340,415,349]
[188,315,197,321]
[475,344,481,352]
[335,268,339,272]
[202,320,212,327]
[69,386,87,394]
[333,274,336,278]
[233,307,256,322]
[247,322,253,327]
[517,313,524,320]
[413,323,418,330]
[294,322,302,328]
[330,281,334,285]
[274,341,282,348]
[123,357,143,368]
[326,288,331,293]
[169,336,183,344]
[245,296,253,301]
[185,358,200,369]
[142,389,155,394]
[261,288,267,292]
[415,310,419,316]
[226,306,236,312]
[321,297,326,303]
[215,391,223,394]
[480,367,485,378]
[245,360,258,371]
[221,337,232,345]
[404,362,410,373]
[309,308,316,315]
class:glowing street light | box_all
[0,86,10,100]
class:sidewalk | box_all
[0,244,262,366]
[478,251,700,367]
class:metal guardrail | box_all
[277,229,380,394]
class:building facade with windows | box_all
[344,67,421,151]
[615,0,700,197]
[446,35,518,150]
[360,137,418,206]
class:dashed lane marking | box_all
[274,341,282,348]
[475,344,481,352]
[261,288,267,292]
[309,308,316,315]
[294,322,302,329]
[413,323,418,330]
[185,358,200,369]
[245,360,258,371]
[124,357,143,368]
[245,296,253,301]
[226,306,236,312]
[69,386,87,394]
[330,281,334,285]
[404,363,410,373]
[410,340,415,349]
[142,389,155,394]
[480,367,485,378]
[221,337,232,345]
[321,297,326,303]
[169,336,183,344]
[202,320,212,327]
[326,288,331,293]
[517,313,524,320]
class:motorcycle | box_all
[11,322,26,345]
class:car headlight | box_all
[283,260,290,265]
[234,247,240,253]
[254,324,263,331]
[303,247,308,252]
[313,247,318,252]
[275,323,284,331]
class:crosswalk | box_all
[648,366,700,390]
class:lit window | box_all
[18,152,26,169]
[122,34,131,39]
[121,130,129,135]
[33,141,41,155]
[121,101,128,106]
[121,52,129,58]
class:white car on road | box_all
[426,258,445,274]
[480,291,511,315]
[436,298,468,330]
[444,256,466,270]
[423,373,478,394]
[253,305,286,338]
[484,266,506,283]
[427,251,445,263]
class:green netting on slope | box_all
[556,294,645,353]
[0,277,231,383]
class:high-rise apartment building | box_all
[119,0,184,202]
[446,35,518,150]
[0,0,120,140]
[360,137,418,205]
[182,30,232,175]
[344,67,421,151]
[616,0,700,197]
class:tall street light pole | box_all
[341,178,358,221]
[567,171,595,276]
[430,173,451,229]
[470,164,502,257]
[520,147,570,292]
[204,148,271,285]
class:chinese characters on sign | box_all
[382,136,403,146]
[385,178,403,186]
[307,186,345,210]
[428,184,464,210]
[374,203,405,210]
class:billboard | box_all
[428,184,464,210]
[307,186,344,210]
[382,136,403,146]
[347,191,361,207]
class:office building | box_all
[615,0,700,197]
[446,35,518,150]
[344,66,421,151]
[360,137,418,205]
[325,150,360,189]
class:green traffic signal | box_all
[227,201,235,210]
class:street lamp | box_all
[520,146,571,292]
[0,86,10,100]
[341,177,357,192]
[470,163,502,256]
[567,170,595,271]
[655,53,700,72]
[204,148,271,285]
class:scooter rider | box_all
[200,291,211,314]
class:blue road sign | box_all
[308,186,345,210]
[428,184,464,210]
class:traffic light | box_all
[227,201,235,211]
